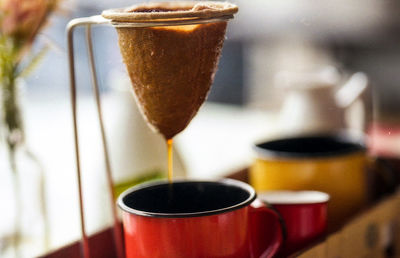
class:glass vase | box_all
[0,80,48,258]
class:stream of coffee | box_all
[167,138,173,182]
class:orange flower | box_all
[0,0,58,45]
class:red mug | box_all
[259,191,330,256]
[118,179,283,258]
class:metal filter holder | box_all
[66,14,233,258]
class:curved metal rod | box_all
[85,25,125,258]
[111,14,234,28]
[67,19,90,258]
[68,15,110,28]
[66,15,110,258]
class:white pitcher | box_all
[276,67,368,136]
[104,70,186,194]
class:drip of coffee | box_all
[167,138,173,182]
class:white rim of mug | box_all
[258,190,330,205]
[117,178,256,218]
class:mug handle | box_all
[249,199,284,258]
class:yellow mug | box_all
[250,134,367,227]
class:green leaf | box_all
[17,46,49,78]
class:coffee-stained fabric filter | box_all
[102,1,238,139]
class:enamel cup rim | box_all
[258,190,330,205]
[253,133,366,160]
[117,179,257,218]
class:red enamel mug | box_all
[118,179,283,258]
[259,191,330,256]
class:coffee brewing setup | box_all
[66,2,238,257]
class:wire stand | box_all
[66,14,233,258]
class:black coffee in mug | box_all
[120,180,255,217]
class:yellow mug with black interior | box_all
[250,134,367,226]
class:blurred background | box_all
[4,0,400,255]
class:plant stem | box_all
[1,59,24,257]
[25,147,50,252]
[3,69,24,157]
[2,73,23,257]
[0,38,25,165]
[11,161,21,258]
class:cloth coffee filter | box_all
[102,1,238,139]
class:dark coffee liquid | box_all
[121,181,252,217]
[256,135,365,158]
